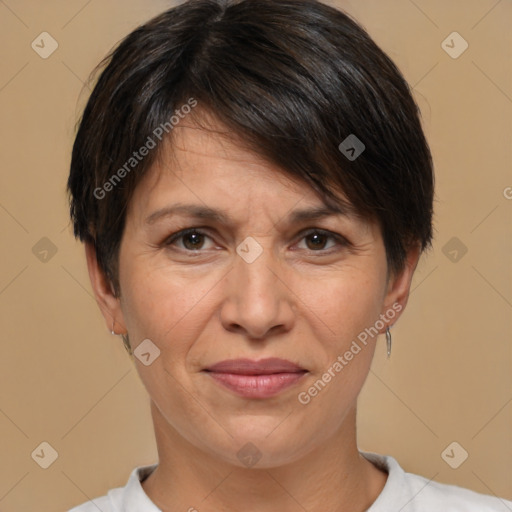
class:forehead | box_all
[125,112,361,228]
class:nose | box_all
[219,246,295,340]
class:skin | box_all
[86,115,420,512]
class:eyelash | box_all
[163,227,349,254]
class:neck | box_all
[142,402,387,512]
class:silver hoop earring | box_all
[386,327,392,359]
[121,334,133,356]
[111,320,132,356]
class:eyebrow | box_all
[144,203,352,226]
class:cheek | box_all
[118,262,216,413]
[297,266,386,345]
[119,260,220,355]
[293,271,384,435]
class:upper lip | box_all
[205,358,306,375]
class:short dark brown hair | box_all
[67,0,434,296]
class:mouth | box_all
[203,358,308,399]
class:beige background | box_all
[0,0,510,510]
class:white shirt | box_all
[68,452,512,511]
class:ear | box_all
[380,244,421,329]
[85,242,127,335]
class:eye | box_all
[163,227,347,254]
[164,228,216,251]
[295,229,346,252]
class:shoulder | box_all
[67,464,159,512]
[68,494,113,512]
[362,451,512,512]
[402,472,512,511]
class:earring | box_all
[121,334,133,356]
[111,320,132,355]
[386,327,392,359]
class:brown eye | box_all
[297,229,343,252]
[182,231,205,250]
[165,229,215,251]
[305,232,329,250]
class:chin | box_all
[219,439,307,469]
[204,419,312,469]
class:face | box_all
[88,117,417,468]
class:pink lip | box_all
[204,358,307,398]
[206,357,305,374]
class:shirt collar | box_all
[116,463,160,511]
[119,453,401,511]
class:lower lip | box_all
[206,371,306,398]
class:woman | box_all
[67,0,511,510]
